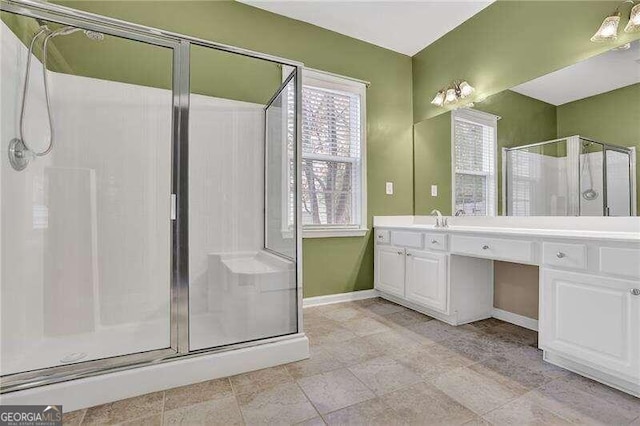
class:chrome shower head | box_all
[83,30,104,41]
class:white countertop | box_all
[373,216,640,242]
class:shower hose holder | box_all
[8,138,31,171]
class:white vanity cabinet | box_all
[405,250,448,312]
[374,231,450,315]
[374,246,405,298]
[374,218,640,397]
[540,269,640,385]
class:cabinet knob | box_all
[406,253,412,257]
[431,239,438,244]
[397,251,403,255]
[378,235,383,239]
[556,252,566,259]
[482,245,489,250]
[631,289,640,296]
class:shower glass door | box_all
[605,148,633,216]
[187,45,298,351]
[1,11,175,377]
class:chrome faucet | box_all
[431,209,448,228]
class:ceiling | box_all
[239,0,493,56]
[511,41,640,106]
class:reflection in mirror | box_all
[413,41,639,217]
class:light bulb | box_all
[459,81,475,98]
[431,91,445,106]
[591,12,620,42]
[624,3,640,33]
[445,88,457,104]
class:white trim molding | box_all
[291,67,368,238]
[303,228,369,238]
[451,108,499,217]
[303,289,378,307]
[492,308,538,331]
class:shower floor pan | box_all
[1,319,169,377]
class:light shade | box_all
[624,3,640,33]
[444,88,457,104]
[591,12,620,42]
[431,91,445,106]
[459,81,475,98]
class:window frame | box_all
[451,108,498,216]
[292,68,368,238]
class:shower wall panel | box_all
[187,96,264,317]
[1,18,52,353]
[1,20,173,375]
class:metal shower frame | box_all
[502,135,636,216]
[0,0,305,393]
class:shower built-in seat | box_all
[190,251,296,347]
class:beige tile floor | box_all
[64,298,640,425]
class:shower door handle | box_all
[170,194,177,220]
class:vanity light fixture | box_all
[445,88,458,104]
[431,80,475,108]
[625,2,640,32]
[431,90,445,106]
[591,11,621,42]
[591,0,640,43]
[458,81,475,98]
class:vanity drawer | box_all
[425,233,447,251]
[543,242,586,270]
[599,247,640,280]
[450,235,534,264]
[375,229,390,244]
[390,231,423,249]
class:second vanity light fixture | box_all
[431,80,475,108]
[591,0,640,42]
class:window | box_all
[299,69,367,237]
[505,149,542,216]
[452,109,498,216]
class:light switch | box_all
[431,185,438,197]
[385,182,394,195]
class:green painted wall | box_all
[414,90,557,215]
[40,0,414,298]
[557,83,640,212]
[412,1,640,124]
[413,112,452,215]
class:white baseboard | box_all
[492,308,538,331]
[303,289,378,307]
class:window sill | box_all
[303,228,369,238]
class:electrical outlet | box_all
[431,185,438,197]
[386,182,394,195]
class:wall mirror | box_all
[414,40,640,217]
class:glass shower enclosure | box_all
[1,0,302,392]
[503,135,636,216]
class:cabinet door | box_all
[540,269,640,381]
[405,250,448,313]
[375,246,405,298]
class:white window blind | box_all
[506,149,542,216]
[299,71,366,233]
[452,109,497,216]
